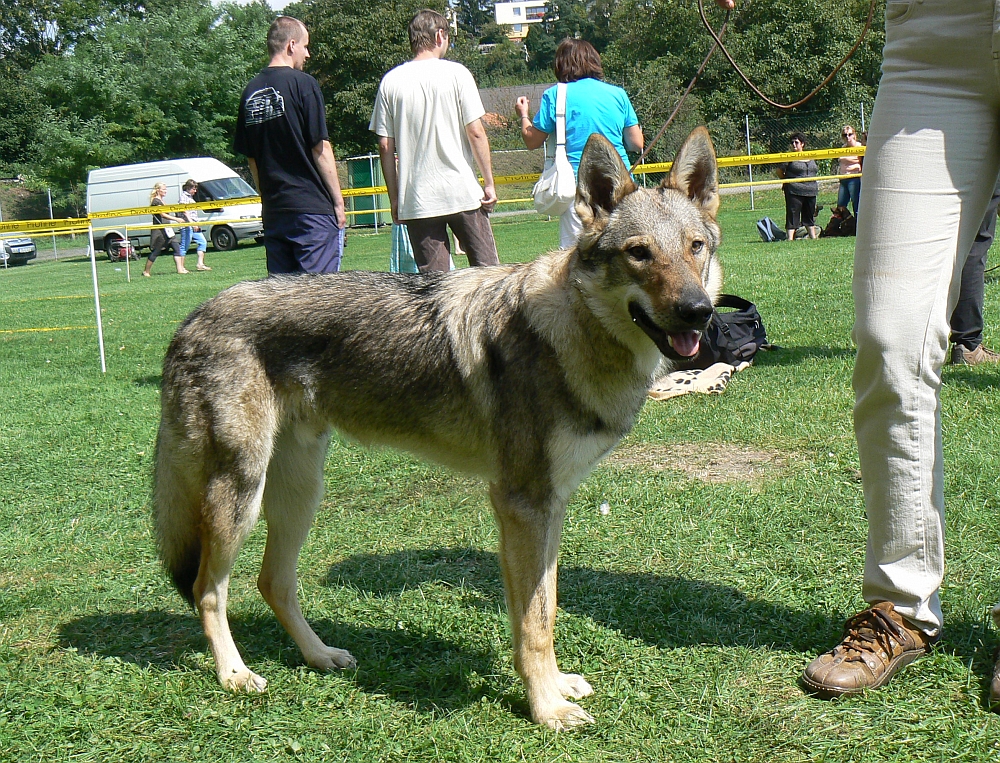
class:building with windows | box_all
[493,0,547,40]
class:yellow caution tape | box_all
[0,325,93,334]
[0,146,867,237]
[87,196,261,219]
[0,218,88,234]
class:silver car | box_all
[1,237,36,266]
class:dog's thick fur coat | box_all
[154,129,722,729]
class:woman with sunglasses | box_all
[837,125,863,217]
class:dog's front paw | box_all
[556,672,593,699]
[306,646,357,672]
[536,700,596,731]
[221,668,268,693]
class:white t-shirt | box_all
[370,58,486,220]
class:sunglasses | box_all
[842,131,854,137]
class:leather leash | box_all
[633,0,879,170]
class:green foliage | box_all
[0,0,143,69]
[524,23,556,72]
[0,67,45,170]
[23,0,273,197]
[604,0,884,154]
[292,0,440,157]
[534,0,616,53]
[455,0,497,36]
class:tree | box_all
[0,67,45,170]
[25,0,273,206]
[0,0,144,70]
[524,23,556,72]
[291,0,446,157]
[535,0,617,52]
[454,0,496,36]
[604,0,884,154]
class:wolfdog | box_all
[154,128,722,730]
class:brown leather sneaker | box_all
[802,602,933,698]
[951,343,1000,365]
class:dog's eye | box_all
[691,240,705,254]
[628,245,652,262]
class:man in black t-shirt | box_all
[235,16,347,274]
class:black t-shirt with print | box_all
[234,66,334,219]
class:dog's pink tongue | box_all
[669,331,701,357]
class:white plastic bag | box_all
[532,83,576,216]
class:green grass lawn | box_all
[3,195,1000,762]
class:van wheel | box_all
[211,226,237,251]
[105,234,123,262]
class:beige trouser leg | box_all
[852,0,1000,634]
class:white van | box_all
[86,157,263,255]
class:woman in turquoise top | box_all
[515,38,643,247]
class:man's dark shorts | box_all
[264,213,344,275]
[405,207,499,273]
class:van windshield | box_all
[195,177,257,201]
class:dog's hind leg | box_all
[196,465,269,692]
[490,484,595,731]
[257,422,356,672]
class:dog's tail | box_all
[152,421,202,607]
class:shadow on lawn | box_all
[54,549,1000,713]
[943,366,1000,390]
[324,546,1000,706]
[753,345,855,366]
[55,609,496,712]
[134,374,162,388]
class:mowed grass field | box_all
[2,191,1000,762]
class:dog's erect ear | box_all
[663,126,719,220]
[576,134,638,230]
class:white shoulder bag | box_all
[532,83,576,216]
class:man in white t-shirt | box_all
[369,9,499,272]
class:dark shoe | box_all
[951,344,1000,365]
[802,601,933,698]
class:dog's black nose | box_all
[676,293,714,327]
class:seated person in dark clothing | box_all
[821,206,857,237]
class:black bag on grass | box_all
[756,217,784,242]
[675,294,771,371]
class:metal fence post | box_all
[87,221,108,373]
[745,115,755,211]
[48,188,58,260]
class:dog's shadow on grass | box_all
[55,608,497,713]
[133,374,162,388]
[55,549,1000,713]
[323,547,840,653]
[323,547,1000,707]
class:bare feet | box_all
[176,268,190,274]
[197,265,212,271]
[142,271,151,277]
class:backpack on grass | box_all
[756,217,784,243]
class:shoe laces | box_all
[838,605,906,661]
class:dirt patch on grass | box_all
[605,442,793,483]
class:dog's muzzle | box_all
[628,297,713,361]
